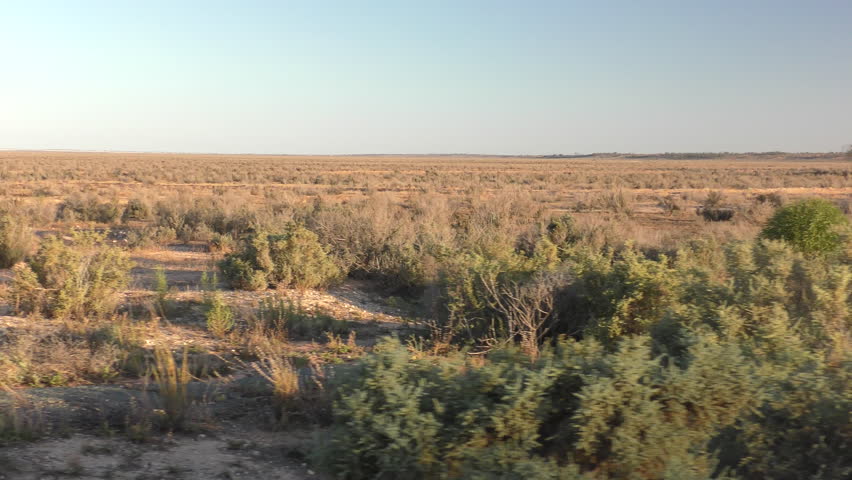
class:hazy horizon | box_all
[2,1,851,155]
[0,148,847,157]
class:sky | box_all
[1,1,851,154]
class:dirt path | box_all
[0,431,318,479]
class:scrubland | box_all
[0,150,850,479]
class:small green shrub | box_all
[257,297,347,341]
[209,232,236,253]
[153,266,170,315]
[205,291,235,337]
[221,225,341,290]
[13,231,134,319]
[761,198,849,254]
[8,263,45,314]
[545,213,578,252]
[0,214,35,268]
[219,256,268,290]
[126,225,177,249]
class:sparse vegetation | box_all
[0,390,45,444]
[0,151,848,479]
[256,297,348,341]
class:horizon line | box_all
[1,148,848,158]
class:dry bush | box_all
[56,193,122,224]
[0,389,45,444]
[0,320,142,387]
[0,213,36,268]
[703,190,725,208]
[253,348,328,425]
[656,195,683,216]
[481,271,566,358]
[593,189,634,215]
[149,346,193,431]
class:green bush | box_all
[219,256,268,290]
[209,232,236,253]
[126,225,177,249]
[545,213,578,252]
[0,213,35,268]
[569,245,680,344]
[205,291,235,337]
[310,235,850,478]
[761,198,849,254]
[221,225,342,290]
[256,296,347,340]
[316,335,773,479]
[11,231,134,319]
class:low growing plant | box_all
[761,198,849,254]
[221,224,342,290]
[11,231,133,320]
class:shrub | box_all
[154,266,169,312]
[0,319,141,387]
[57,194,121,224]
[435,242,555,346]
[761,198,849,254]
[562,245,681,344]
[0,214,35,268]
[221,225,341,290]
[594,189,633,215]
[266,226,343,288]
[13,231,134,319]
[256,297,348,341]
[315,335,762,479]
[657,195,682,216]
[545,213,578,251]
[755,191,784,207]
[699,206,735,222]
[703,190,725,208]
[219,256,269,291]
[209,232,236,253]
[121,197,151,222]
[205,292,235,337]
[149,346,192,431]
[126,225,177,249]
[0,392,44,444]
[8,263,45,314]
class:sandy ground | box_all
[0,431,319,479]
[0,245,417,480]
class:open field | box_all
[0,151,850,479]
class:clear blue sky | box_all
[1,1,850,154]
